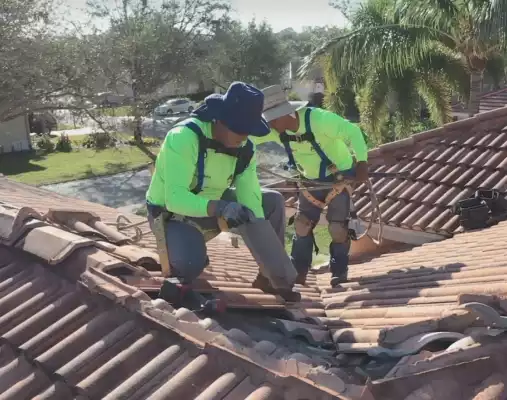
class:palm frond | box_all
[298,23,445,80]
[475,0,507,49]
[356,67,390,139]
[389,71,420,138]
[416,72,453,126]
[397,0,460,37]
[484,54,506,88]
[414,46,470,98]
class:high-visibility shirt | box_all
[146,118,264,218]
[253,107,368,179]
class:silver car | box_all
[154,98,197,115]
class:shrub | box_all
[126,136,160,147]
[82,132,117,149]
[36,135,55,153]
[55,134,73,152]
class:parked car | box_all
[154,98,197,115]
[94,92,131,107]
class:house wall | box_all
[0,115,30,154]
[349,235,411,262]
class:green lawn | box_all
[56,123,84,130]
[97,106,133,117]
[0,146,156,186]
[285,225,331,261]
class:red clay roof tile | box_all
[5,164,507,399]
[360,107,507,234]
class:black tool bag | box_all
[453,189,507,230]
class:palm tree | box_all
[303,0,470,141]
[401,0,507,115]
[301,0,507,138]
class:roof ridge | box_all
[369,105,507,160]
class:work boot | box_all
[252,273,301,302]
[295,271,308,285]
[330,271,348,288]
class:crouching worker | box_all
[256,85,369,288]
[146,82,300,302]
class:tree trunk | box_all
[467,71,483,117]
[132,108,157,162]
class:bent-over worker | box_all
[146,82,300,302]
[254,85,369,287]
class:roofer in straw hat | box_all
[146,82,301,302]
[252,85,369,287]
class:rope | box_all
[258,165,384,246]
[105,214,149,244]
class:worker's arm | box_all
[311,108,368,162]
[233,147,265,219]
[161,126,210,217]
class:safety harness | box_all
[280,108,382,250]
[183,120,254,194]
[280,107,338,180]
[149,119,254,277]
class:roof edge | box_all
[361,221,449,246]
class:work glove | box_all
[214,200,256,229]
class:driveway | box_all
[42,169,152,209]
[41,147,286,209]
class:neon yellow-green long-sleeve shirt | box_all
[146,118,264,218]
[253,107,368,179]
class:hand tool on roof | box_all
[152,211,172,278]
[159,277,227,315]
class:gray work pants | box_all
[147,189,286,283]
[291,187,351,278]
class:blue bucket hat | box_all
[193,82,270,137]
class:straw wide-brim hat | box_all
[261,85,308,122]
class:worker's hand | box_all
[354,161,369,182]
[213,200,255,229]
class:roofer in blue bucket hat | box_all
[146,82,301,302]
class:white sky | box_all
[229,0,348,31]
[61,0,348,32]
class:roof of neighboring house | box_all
[480,87,507,113]
[451,87,507,114]
[3,170,507,399]
[354,105,507,236]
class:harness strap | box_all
[279,108,337,179]
[282,140,297,169]
[304,108,336,180]
[182,121,207,194]
[296,178,383,246]
[179,120,254,194]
